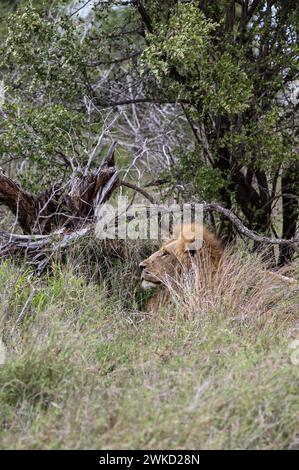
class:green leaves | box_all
[142,2,252,114]
[0,4,94,191]
[1,4,93,104]
[1,101,86,191]
[168,148,227,202]
[200,52,252,115]
[142,3,216,79]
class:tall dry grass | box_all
[166,249,298,327]
[0,243,298,449]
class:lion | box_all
[139,223,297,311]
[139,224,224,310]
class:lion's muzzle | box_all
[139,261,161,289]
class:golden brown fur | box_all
[139,224,224,310]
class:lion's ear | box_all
[173,224,195,241]
[184,239,204,254]
[181,227,195,242]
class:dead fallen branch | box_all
[0,141,118,235]
[0,226,92,274]
[0,141,119,272]
[119,180,157,204]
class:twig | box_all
[70,0,94,18]
[119,180,157,204]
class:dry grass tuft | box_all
[166,250,298,326]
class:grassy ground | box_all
[0,243,298,450]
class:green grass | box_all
[0,250,298,450]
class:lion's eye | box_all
[161,252,169,257]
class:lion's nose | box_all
[139,262,146,271]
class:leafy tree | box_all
[0,0,298,264]
[136,0,299,263]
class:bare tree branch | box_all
[88,50,142,67]
[70,0,94,18]
[0,142,119,235]
[202,203,299,250]
[119,180,157,204]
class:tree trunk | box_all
[278,163,299,265]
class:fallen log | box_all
[0,226,93,274]
[0,141,119,272]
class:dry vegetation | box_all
[0,239,298,449]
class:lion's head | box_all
[139,224,223,289]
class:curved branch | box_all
[202,203,299,250]
[0,170,38,234]
[119,180,157,204]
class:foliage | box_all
[0,0,298,257]
[0,3,92,190]
[142,3,252,115]
[167,147,226,202]
[1,101,86,190]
